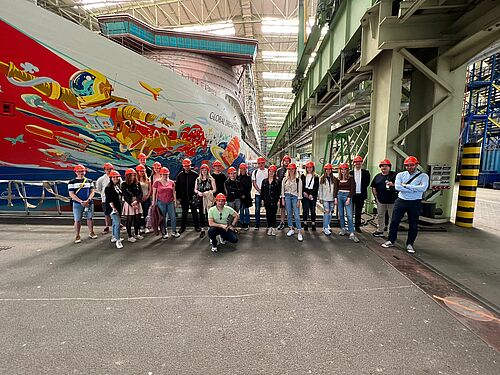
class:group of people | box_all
[68,152,429,254]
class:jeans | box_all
[254,194,262,226]
[285,193,302,230]
[376,202,394,231]
[157,200,176,234]
[302,197,317,223]
[265,203,278,228]
[337,191,354,233]
[240,203,250,225]
[208,227,238,247]
[388,198,421,246]
[227,199,241,213]
[322,201,335,229]
[72,202,94,221]
[110,211,121,239]
[352,194,365,230]
[180,199,199,229]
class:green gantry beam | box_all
[269,0,375,157]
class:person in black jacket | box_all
[175,158,200,233]
[224,166,242,213]
[212,160,227,196]
[350,155,371,233]
[121,168,144,242]
[261,165,281,236]
[237,163,253,230]
[104,170,124,249]
[301,161,320,231]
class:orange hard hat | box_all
[228,167,237,174]
[215,193,226,201]
[73,164,86,172]
[138,153,147,159]
[135,164,146,172]
[182,158,191,167]
[339,163,349,170]
[268,164,277,172]
[200,164,210,171]
[324,163,333,170]
[239,163,248,169]
[257,157,266,164]
[379,159,392,167]
[109,170,121,178]
[160,167,169,174]
[213,160,223,168]
[404,156,419,165]
[305,161,315,169]
[125,168,136,176]
[282,155,292,162]
[287,163,297,170]
[153,161,162,169]
[103,162,114,170]
[353,155,363,163]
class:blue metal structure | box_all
[462,53,500,186]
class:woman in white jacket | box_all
[318,163,338,236]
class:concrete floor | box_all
[0,224,499,374]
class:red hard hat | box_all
[200,164,210,171]
[239,163,248,169]
[268,164,277,172]
[160,167,169,174]
[135,164,146,172]
[103,162,114,170]
[282,155,292,162]
[215,193,226,201]
[305,161,315,169]
[228,167,237,174]
[287,163,297,170]
[379,159,392,167]
[138,153,147,159]
[257,157,266,164]
[153,161,162,168]
[404,156,419,165]
[339,163,349,169]
[182,158,191,167]
[353,155,363,163]
[324,163,333,170]
[213,160,223,168]
[73,164,86,172]
[109,170,121,178]
[125,168,136,176]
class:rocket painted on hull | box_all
[0,0,257,186]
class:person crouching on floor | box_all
[207,193,239,252]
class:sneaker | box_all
[277,222,285,230]
[162,232,170,239]
[115,240,123,249]
[339,229,346,236]
[381,241,394,248]
[303,223,309,232]
[286,229,295,237]
[220,238,227,245]
[271,228,277,236]
[211,246,218,252]
[349,233,360,243]
[179,227,186,234]
[323,228,331,236]
[128,237,136,243]
[74,235,81,244]
[172,232,180,238]
[373,231,385,237]
[135,234,144,240]
[145,228,151,234]
[244,225,250,231]
[89,232,98,239]
[297,233,303,242]
[139,228,146,235]
[254,225,260,231]
[311,224,316,232]
[266,228,272,236]
[101,227,109,235]
[200,230,206,238]
[406,244,415,254]
[111,237,118,243]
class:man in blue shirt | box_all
[382,156,429,254]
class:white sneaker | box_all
[211,246,218,252]
[111,237,117,243]
[135,234,144,240]
[349,233,360,243]
[116,240,123,249]
[339,229,346,236]
[220,238,227,245]
[162,232,169,239]
[297,233,303,242]
[128,237,136,243]
[381,241,394,248]
[172,232,180,238]
[271,228,276,236]
[145,228,151,234]
[406,244,415,254]
[323,228,331,236]
[286,229,295,237]
[266,228,272,236]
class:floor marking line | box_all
[0,285,413,302]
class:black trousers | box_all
[388,198,422,246]
[302,198,317,223]
[265,203,278,228]
[352,194,365,229]
[180,199,199,229]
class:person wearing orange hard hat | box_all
[252,156,268,230]
[96,162,116,235]
[382,156,429,254]
[175,158,201,233]
[68,164,97,244]
[276,155,292,230]
[136,164,152,235]
[301,161,320,232]
[151,161,162,183]
[104,170,124,249]
[152,167,180,239]
[137,152,152,178]
[207,193,240,252]
[281,163,304,242]
[212,160,227,196]
[224,166,242,216]
[237,163,252,230]
[349,155,371,233]
[121,168,144,243]
[336,163,360,243]
[370,159,397,238]
[194,163,216,238]
[261,165,281,235]
[318,163,338,236]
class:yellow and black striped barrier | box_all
[455,142,481,228]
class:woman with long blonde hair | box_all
[318,163,337,236]
[280,163,303,241]
[194,164,216,238]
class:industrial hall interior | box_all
[0,0,499,374]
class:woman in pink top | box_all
[152,167,180,238]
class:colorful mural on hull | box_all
[0,1,256,208]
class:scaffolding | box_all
[462,53,500,186]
